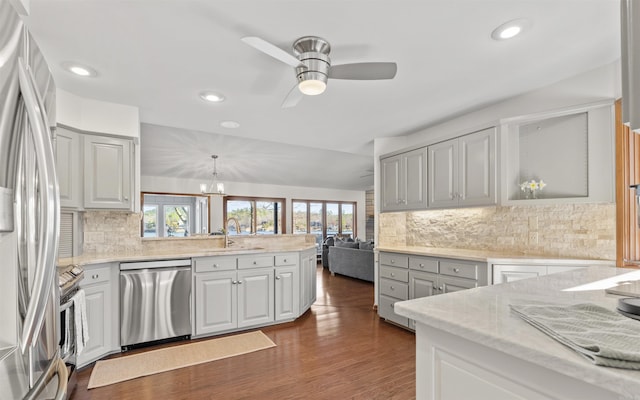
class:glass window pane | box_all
[326,203,339,237]
[292,201,308,234]
[227,200,252,235]
[164,205,190,237]
[143,205,158,237]
[309,202,323,248]
[341,203,354,238]
[256,201,280,234]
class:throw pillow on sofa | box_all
[335,240,359,249]
[358,241,374,251]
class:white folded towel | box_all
[71,288,90,355]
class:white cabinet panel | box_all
[237,268,274,328]
[55,128,82,208]
[194,270,237,335]
[429,127,496,208]
[84,134,132,209]
[275,266,299,321]
[380,147,427,212]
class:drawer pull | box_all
[390,286,395,290]
[390,303,394,309]
[390,272,395,277]
[213,264,219,268]
[453,268,460,273]
[390,259,395,264]
[253,261,257,265]
[419,263,424,268]
[283,259,287,263]
[92,274,99,279]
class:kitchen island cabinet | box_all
[394,266,640,400]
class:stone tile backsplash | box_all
[378,203,616,260]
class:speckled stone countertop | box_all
[394,266,640,399]
[58,244,317,267]
[376,245,615,265]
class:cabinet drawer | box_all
[379,278,408,300]
[194,256,237,273]
[238,255,274,269]
[379,253,408,268]
[440,260,479,280]
[379,265,409,282]
[275,254,297,266]
[409,256,438,273]
[83,265,111,286]
[378,295,409,327]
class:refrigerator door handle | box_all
[16,57,60,352]
[23,351,68,400]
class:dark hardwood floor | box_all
[71,263,416,400]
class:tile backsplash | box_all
[378,203,616,260]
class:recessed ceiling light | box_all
[491,18,531,41]
[199,91,225,103]
[62,62,97,77]
[220,120,240,129]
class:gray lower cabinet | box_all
[77,263,119,368]
[299,249,316,313]
[275,253,300,321]
[193,255,274,336]
[378,252,488,330]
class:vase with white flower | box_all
[520,179,546,199]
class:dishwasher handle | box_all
[120,265,192,275]
[120,259,192,270]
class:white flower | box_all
[528,180,538,191]
[538,180,546,190]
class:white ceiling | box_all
[23,0,620,191]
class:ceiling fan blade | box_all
[329,62,397,80]
[241,36,302,68]
[281,84,304,108]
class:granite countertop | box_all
[58,244,317,267]
[394,266,640,399]
[376,245,615,265]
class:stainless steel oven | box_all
[57,264,84,398]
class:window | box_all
[292,200,357,251]
[165,205,190,237]
[292,202,308,234]
[224,196,285,235]
[143,205,158,237]
[141,193,208,237]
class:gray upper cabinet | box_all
[84,134,133,209]
[380,147,427,212]
[55,127,82,208]
[428,127,496,208]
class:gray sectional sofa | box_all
[327,239,374,282]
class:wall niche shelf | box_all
[500,100,615,206]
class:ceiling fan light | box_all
[298,79,326,96]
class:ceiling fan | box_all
[241,36,397,108]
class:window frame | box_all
[291,199,357,239]
[223,195,287,235]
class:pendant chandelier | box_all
[200,155,226,196]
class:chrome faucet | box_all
[225,217,241,247]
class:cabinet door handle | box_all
[232,280,237,285]
[283,259,287,263]
[390,303,394,309]
[238,280,243,284]
[439,286,443,291]
[275,276,281,280]
[453,268,460,273]
[253,261,257,265]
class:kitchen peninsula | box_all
[394,266,640,400]
[59,234,317,367]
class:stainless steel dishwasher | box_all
[120,259,192,350]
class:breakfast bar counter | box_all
[394,266,640,400]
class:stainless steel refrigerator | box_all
[0,0,67,399]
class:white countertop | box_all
[58,244,316,267]
[394,266,640,399]
[376,245,615,265]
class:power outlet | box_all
[528,232,538,245]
